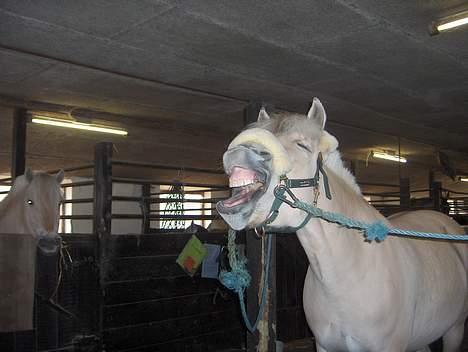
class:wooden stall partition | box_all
[276,235,312,344]
[101,232,245,351]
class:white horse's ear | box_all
[257,107,270,122]
[24,168,34,182]
[307,97,326,129]
[55,169,65,183]
[319,131,338,155]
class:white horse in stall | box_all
[0,168,64,331]
[217,98,468,352]
[0,168,64,255]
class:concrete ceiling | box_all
[0,0,467,191]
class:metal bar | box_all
[112,159,225,175]
[111,195,223,204]
[112,176,227,189]
[61,180,94,188]
[112,214,219,220]
[443,189,468,195]
[62,198,94,204]
[369,199,400,205]
[411,189,431,193]
[362,192,401,197]
[60,215,93,220]
[150,207,217,213]
[358,182,399,188]
[150,188,228,195]
[11,108,27,179]
[46,164,95,174]
[372,205,402,208]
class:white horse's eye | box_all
[297,142,311,152]
[27,199,34,205]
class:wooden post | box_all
[93,142,113,349]
[11,108,27,179]
[399,178,410,210]
[244,102,277,352]
[142,184,151,233]
[431,181,442,212]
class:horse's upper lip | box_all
[218,164,268,213]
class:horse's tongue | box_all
[229,167,256,187]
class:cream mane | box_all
[323,149,361,195]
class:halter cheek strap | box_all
[260,153,332,233]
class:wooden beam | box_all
[431,181,442,212]
[244,101,277,352]
[399,178,410,210]
[93,142,113,348]
[11,108,27,179]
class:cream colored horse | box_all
[0,169,64,331]
[0,168,64,254]
[217,99,468,352]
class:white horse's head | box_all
[16,169,65,255]
[217,98,340,230]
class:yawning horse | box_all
[217,98,467,352]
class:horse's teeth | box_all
[229,179,255,187]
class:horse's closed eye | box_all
[297,143,311,152]
[27,199,34,205]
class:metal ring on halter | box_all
[254,226,266,238]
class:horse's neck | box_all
[0,187,27,234]
[296,168,385,285]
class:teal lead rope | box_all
[291,197,468,242]
[219,228,272,333]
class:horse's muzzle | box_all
[37,233,61,256]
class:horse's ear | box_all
[24,168,34,182]
[257,107,270,122]
[319,131,338,155]
[307,97,326,129]
[55,169,65,184]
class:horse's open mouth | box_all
[218,166,266,213]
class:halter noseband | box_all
[259,152,332,233]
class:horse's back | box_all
[388,210,465,235]
[388,210,468,346]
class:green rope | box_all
[219,229,272,333]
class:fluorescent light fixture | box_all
[372,151,407,163]
[437,17,468,32]
[460,177,468,182]
[431,10,468,35]
[32,115,128,136]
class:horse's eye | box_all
[27,199,34,205]
[297,142,311,152]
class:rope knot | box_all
[219,268,251,294]
[365,221,389,242]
